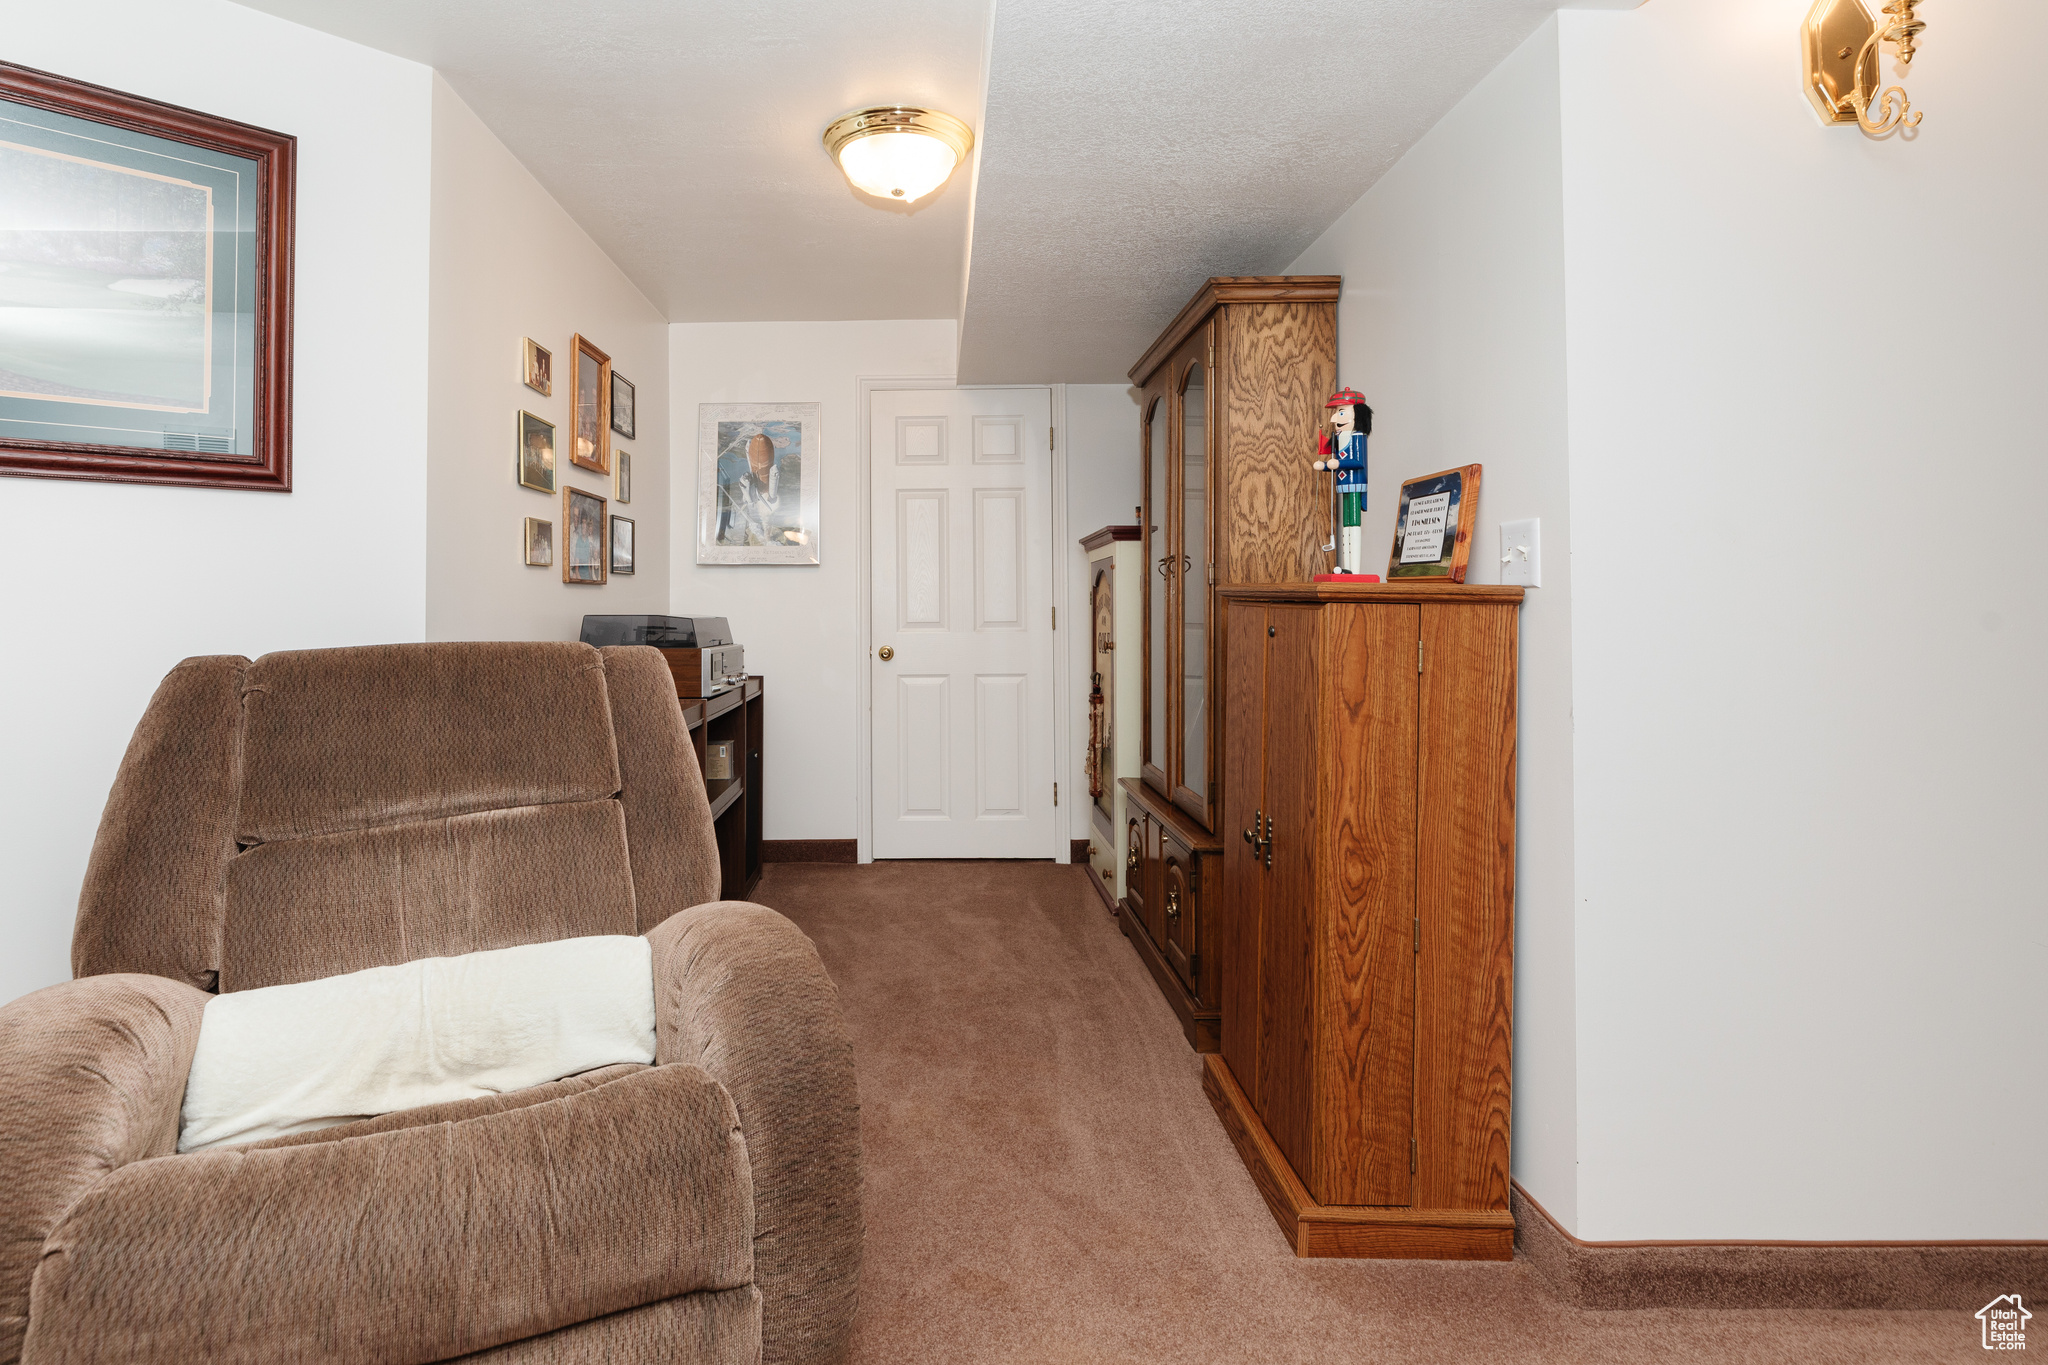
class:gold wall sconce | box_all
[1803,0,1926,135]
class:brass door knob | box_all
[877,646,895,661]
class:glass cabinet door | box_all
[1146,398,1170,781]
[1178,363,1209,807]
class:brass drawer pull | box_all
[1165,886,1181,921]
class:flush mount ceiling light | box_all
[822,107,973,204]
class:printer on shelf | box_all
[580,615,744,698]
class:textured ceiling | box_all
[229,0,1640,366]
[227,0,991,321]
[955,0,1571,383]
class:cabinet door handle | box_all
[1243,809,1274,867]
[1165,886,1181,921]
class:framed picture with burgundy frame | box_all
[0,61,296,490]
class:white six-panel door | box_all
[870,386,1055,859]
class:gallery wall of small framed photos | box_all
[518,333,637,587]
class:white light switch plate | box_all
[1500,519,1540,587]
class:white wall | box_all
[426,79,669,641]
[1286,18,1580,1228]
[1063,384,1143,845]
[1283,0,2048,1242]
[0,0,433,1006]
[668,321,957,841]
[1558,0,2048,1241]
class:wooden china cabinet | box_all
[1116,276,1338,1051]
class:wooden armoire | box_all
[1117,276,1339,1051]
[1208,582,1521,1260]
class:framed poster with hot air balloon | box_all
[695,402,821,565]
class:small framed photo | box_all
[523,517,553,567]
[563,486,608,585]
[611,371,636,440]
[610,515,635,575]
[1388,464,1482,582]
[516,411,556,493]
[522,338,552,397]
[569,334,611,474]
[615,450,632,504]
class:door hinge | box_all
[1418,640,1424,674]
[1050,426,1056,450]
[1414,917,1421,953]
[1411,1138,1418,1174]
[1054,783,1059,807]
[1052,606,1057,630]
[1207,343,1215,369]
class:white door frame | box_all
[855,376,1069,863]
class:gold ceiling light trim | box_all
[1803,0,1927,136]
[822,106,974,204]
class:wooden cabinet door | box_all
[1123,813,1147,924]
[1170,325,1216,830]
[1221,599,1268,1096]
[1141,811,1166,947]
[1310,603,1419,1207]
[1256,604,1320,1182]
[1162,839,1195,991]
[1141,388,1171,793]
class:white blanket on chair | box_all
[179,935,657,1152]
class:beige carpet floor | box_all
[754,861,1979,1363]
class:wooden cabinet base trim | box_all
[1084,862,1118,916]
[1117,899,1221,1052]
[1202,1055,1513,1262]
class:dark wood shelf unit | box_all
[707,780,745,823]
[743,680,764,894]
[679,676,763,901]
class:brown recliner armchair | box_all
[0,643,860,1364]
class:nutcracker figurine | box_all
[1312,388,1372,575]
